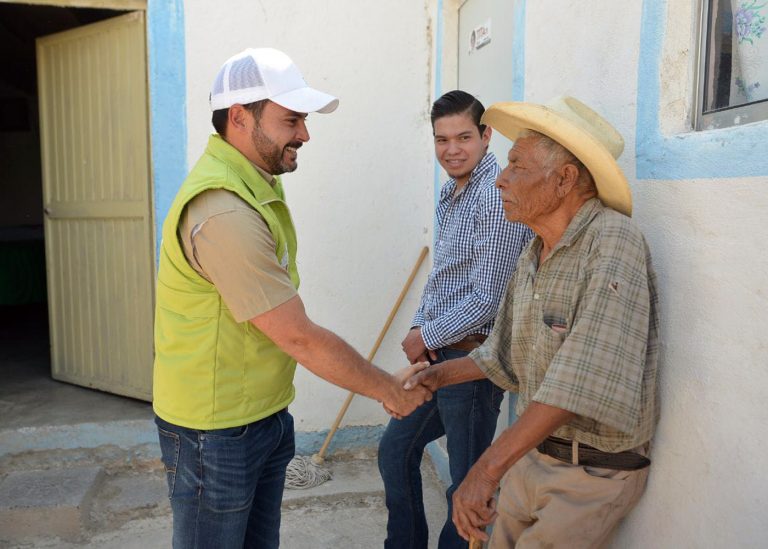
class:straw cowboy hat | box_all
[481,96,632,217]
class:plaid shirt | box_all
[470,199,660,452]
[413,152,533,349]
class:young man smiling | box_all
[378,90,532,549]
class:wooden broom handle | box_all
[314,246,430,461]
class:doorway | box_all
[0,2,153,432]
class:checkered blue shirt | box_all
[413,152,534,349]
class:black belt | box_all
[443,333,487,353]
[537,436,651,471]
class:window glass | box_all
[699,0,768,128]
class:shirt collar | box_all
[556,198,603,248]
[250,161,275,186]
[441,151,497,199]
[521,198,604,266]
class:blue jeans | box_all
[155,410,295,549]
[378,348,505,549]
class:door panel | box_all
[37,11,154,400]
[458,0,519,433]
[459,0,517,165]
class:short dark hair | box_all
[211,100,268,137]
[430,90,486,135]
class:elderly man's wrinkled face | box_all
[495,135,563,226]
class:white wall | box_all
[520,1,767,546]
[183,1,437,431]
[180,1,768,543]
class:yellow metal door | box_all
[37,12,154,400]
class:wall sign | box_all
[469,19,492,53]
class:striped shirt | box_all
[413,152,534,349]
[470,199,660,452]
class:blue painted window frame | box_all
[637,0,768,180]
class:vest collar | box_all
[205,134,285,203]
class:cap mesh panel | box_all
[229,57,264,91]
[212,69,225,96]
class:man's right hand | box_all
[383,378,432,419]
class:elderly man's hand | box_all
[383,362,431,418]
[401,328,437,364]
[452,462,500,542]
[403,363,445,393]
[393,361,430,386]
[383,378,432,419]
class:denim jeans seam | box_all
[192,431,202,548]
[467,381,479,471]
[158,427,180,499]
[273,411,286,456]
[404,404,441,549]
[491,382,504,414]
[196,431,204,502]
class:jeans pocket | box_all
[200,424,257,512]
[204,424,249,440]
[157,427,180,499]
[276,410,294,441]
[490,383,505,414]
[439,348,470,362]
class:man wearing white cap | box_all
[405,97,660,547]
[152,48,431,549]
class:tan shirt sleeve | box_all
[178,189,297,322]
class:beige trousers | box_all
[488,449,649,549]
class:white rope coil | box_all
[284,455,332,489]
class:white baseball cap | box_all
[209,48,339,114]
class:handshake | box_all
[381,361,445,419]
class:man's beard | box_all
[251,125,302,175]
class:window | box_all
[696,0,768,129]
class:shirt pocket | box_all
[533,320,567,376]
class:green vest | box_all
[153,134,300,430]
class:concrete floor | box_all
[2,454,448,548]
[0,305,449,547]
[0,304,153,431]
